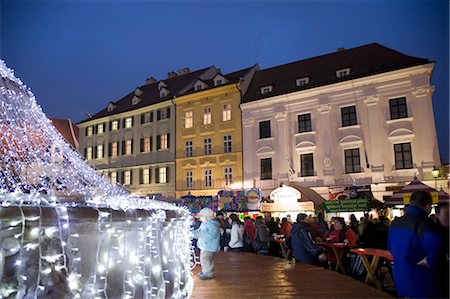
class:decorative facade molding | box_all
[274,111,287,120]
[242,118,254,126]
[317,104,331,113]
[363,95,380,106]
[412,86,435,97]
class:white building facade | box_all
[241,44,442,201]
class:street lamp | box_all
[432,166,439,188]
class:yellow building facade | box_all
[175,84,243,198]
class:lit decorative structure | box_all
[0,61,194,298]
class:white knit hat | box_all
[197,207,214,220]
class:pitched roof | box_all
[49,117,79,149]
[242,43,430,103]
[80,66,216,123]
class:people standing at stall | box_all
[228,213,245,251]
[264,212,281,256]
[280,217,292,252]
[388,191,445,298]
[193,207,220,280]
[216,211,230,251]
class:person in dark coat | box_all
[253,216,276,255]
[388,191,445,298]
[291,213,327,266]
[434,202,449,298]
[264,212,280,256]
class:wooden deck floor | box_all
[191,251,392,299]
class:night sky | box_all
[1,0,448,161]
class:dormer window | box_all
[134,88,143,96]
[160,87,169,98]
[336,68,351,78]
[296,77,310,87]
[107,102,116,112]
[213,74,228,86]
[158,81,167,90]
[132,96,141,106]
[194,79,207,91]
[260,85,273,95]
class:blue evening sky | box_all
[1,0,449,161]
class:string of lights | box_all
[0,60,194,298]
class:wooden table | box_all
[350,248,393,290]
[318,241,353,274]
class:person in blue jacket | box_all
[192,207,220,280]
[291,213,327,266]
[388,190,445,298]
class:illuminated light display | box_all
[0,61,194,298]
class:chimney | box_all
[145,77,157,85]
[177,67,190,75]
[337,47,345,52]
[167,71,177,79]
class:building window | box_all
[296,77,310,87]
[195,84,203,91]
[259,120,271,139]
[260,158,272,180]
[300,153,314,177]
[125,117,133,128]
[157,134,169,150]
[224,167,232,186]
[336,68,351,78]
[140,168,150,184]
[185,111,194,128]
[185,141,193,157]
[96,144,104,159]
[223,135,232,153]
[204,138,212,155]
[140,137,151,153]
[86,147,93,160]
[215,79,223,86]
[298,113,312,133]
[97,123,104,134]
[124,170,131,186]
[186,171,193,188]
[125,140,132,155]
[86,126,93,137]
[111,120,118,131]
[222,104,231,121]
[345,148,361,173]
[204,169,212,187]
[157,107,170,120]
[110,172,117,184]
[110,142,118,157]
[389,97,408,120]
[203,107,212,125]
[394,143,413,169]
[260,85,273,95]
[341,106,357,127]
[141,112,153,124]
[156,167,167,184]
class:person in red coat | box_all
[325,217,357,266]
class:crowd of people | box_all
[192,191,449,298]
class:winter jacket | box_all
[254,223,274,251]
[193,219,220,253]
[291,222,324,265]
[388,205,444,298]
[229,222,244,249]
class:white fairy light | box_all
[0,60,194,298]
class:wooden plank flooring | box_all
[191,251,392,299]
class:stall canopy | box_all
[287,182,326,205]
[384,177,449,206]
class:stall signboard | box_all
[177,195,219,212]
[325,185,371,212]
[403,192,438,204]
[261,185,314,212]
[217,188,262,211]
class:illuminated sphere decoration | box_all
[0,61,194,298]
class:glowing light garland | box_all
[0,61,194,298]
